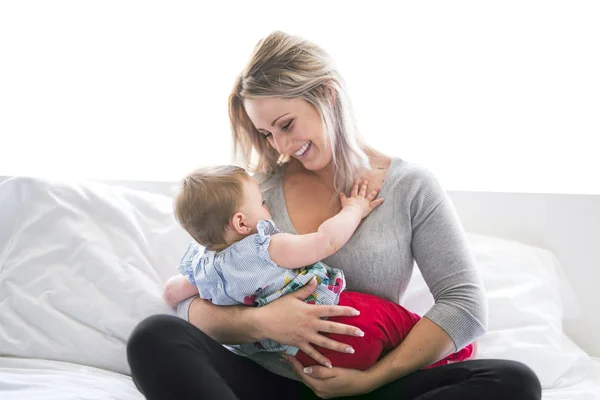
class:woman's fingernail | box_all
[346,347,355,354]
[352,309,360,316]
[355,330,364,337]
[303,367,313,374]
[325,362,332,368]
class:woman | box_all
[127,31,541,399]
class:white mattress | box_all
[542,356,600,400]
[1,356,599,400]
[0,357,143,400]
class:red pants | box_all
[296,291,474,370]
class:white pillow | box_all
[402,232,586,389]
[0,177,190,375]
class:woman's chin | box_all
[297,157,331,172]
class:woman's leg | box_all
[127,314,310,400]
[357,359,541,400]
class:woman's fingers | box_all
[291,276,318,300]
[284,355,319,386]
[310,333,355,355]
[315,304,360,318]
[317,320,364,337]
[297,344,332,368]
[285,355,306,376]
[301,365,338,379]
[283,356,335,399]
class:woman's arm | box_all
[284,317,456,398]
[367,317,455,387]
[368,166,487,386]
[269,180,383,269]
[186,278,365,367]
[287,165,488,397]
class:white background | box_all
[0,0,598,194]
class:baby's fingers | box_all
[297,344,332,369]
[351,180,359,197]
[359,180,368,197]
[366,185,381,202]
[370,198,384,209]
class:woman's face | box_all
[244,97,333,172]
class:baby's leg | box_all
[295,291,474,370]
[295,291,420,370]
[423,340,477,369]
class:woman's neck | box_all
[287,158,336,193]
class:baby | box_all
[164,165,474,371]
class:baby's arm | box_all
[163,274,200,308]
[269,180,383,269]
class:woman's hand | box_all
[256,277,363,368]
[284,355,373,398]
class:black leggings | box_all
[127,314,542,400]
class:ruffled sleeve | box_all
[178,242,201,285]
[254,219,281,263]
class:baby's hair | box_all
[174,165,250,249]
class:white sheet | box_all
[1,355,598,400]
[0,357,143,400]
[543,357,600,399]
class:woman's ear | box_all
[230,212,251,235]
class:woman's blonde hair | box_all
[173,165,249,249]
[229,30,371,197]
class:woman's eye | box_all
[281,120,293,131]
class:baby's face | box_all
[239,178,272,233]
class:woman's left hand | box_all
[284,355,373,398]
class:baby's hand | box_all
[340,180,384,219]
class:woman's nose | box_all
[272,133,291,154]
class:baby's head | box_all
[173,165,272,250]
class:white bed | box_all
[0,176,598,399]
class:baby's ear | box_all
[230,212,251,235]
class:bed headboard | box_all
[2,177,598,356]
